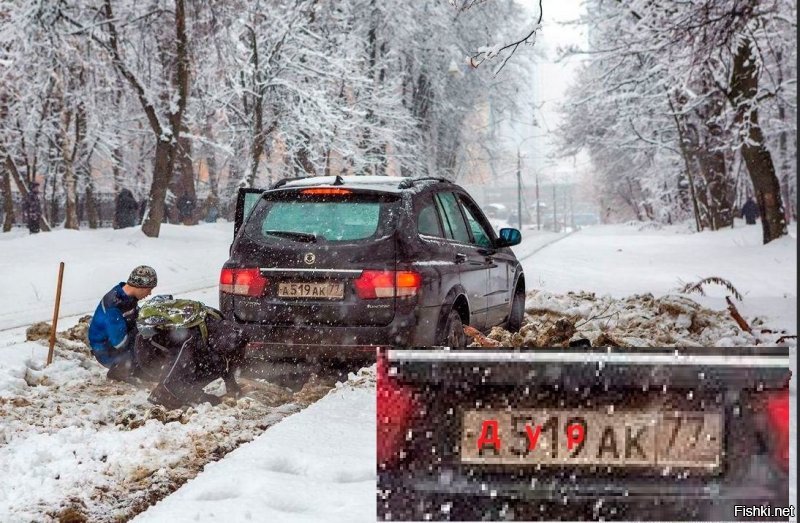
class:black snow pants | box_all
[134,316,248,407]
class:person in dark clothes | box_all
[176,193,195,224]
[134,297,248,409]
[741,197,759,225]
[88,266,158,383]
[204,195,219,223]
[21,182,42,234]
[114,188,140,229]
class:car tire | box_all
[505,287,525,332]
[438,309,467,348]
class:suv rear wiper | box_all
[263,230,318,243]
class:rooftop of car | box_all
[271,175,454,193]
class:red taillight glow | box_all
[301,188,352,196]
[219,268,268,297]
[354,270,421,299]
[377,349,416,467]
[764,388,790,472]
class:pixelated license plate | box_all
[461,409,722,472]
[277,281,345,299]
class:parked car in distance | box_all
[220,175,525,361]
[484,203,510,221]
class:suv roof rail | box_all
[271,176,310,189]
[397,176,453,189]
[271,175,346,189]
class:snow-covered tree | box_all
[558,0,796,244]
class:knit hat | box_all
[127,265,158,288]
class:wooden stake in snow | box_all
[725,296,752,334]
[46,262,65,366]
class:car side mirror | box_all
[496,227,521,247]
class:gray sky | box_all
[505,0,588,184]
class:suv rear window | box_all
[243,191,400,243]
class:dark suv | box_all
[220,175,525,360]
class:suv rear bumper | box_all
[224,292,444,359]
[235,306,440,360]
[379,469,791,521]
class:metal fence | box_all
[1,192,235,229]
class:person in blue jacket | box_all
[88,266,158,382]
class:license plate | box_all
[461,409,722,472]
[277,282,345,299]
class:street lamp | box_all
[535,170,541,231]
[516,135,539,231]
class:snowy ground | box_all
[521,220,797,332]
[135,368,376,523]
[0,219,796,521]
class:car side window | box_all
[417,200,444,237]
[458,196,494,249]
[434,192,471,244]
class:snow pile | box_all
[469,290,795,348]
[135,366,377,523]
[0,331,315,523]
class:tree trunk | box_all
[61,109,79,230]
[729,38,787,244]
[172,133,197,225]
[667,93,702,232]
[2,170,13,232]
[103,0,188,238]
[142,139,175,237]
[246,27,265,188]
[2,149,51,232]
[85,183,99,229]
[295,146,316,176]
[49,170,58,226]
[206,149,219,198]
[695,91,733,229]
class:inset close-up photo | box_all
[378,347,793,521]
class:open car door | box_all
[234,187,265,238]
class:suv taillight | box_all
[377,349,416,468]
[354,270,421,299]
[762,388,790,472]
[220,268,268,297]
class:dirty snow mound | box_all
[472,290,795,348]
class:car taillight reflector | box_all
[219,268,268,297]
[301,188,352,195]
[764,388,790,472]
[377,349,416,468]
[354,270,421,299]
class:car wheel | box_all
[438,309,467,348]
[505,287,525,332]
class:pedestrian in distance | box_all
[177,192,195,225]
[88,265,158,383]
[741,196,759,225]
[114,188,139,229]
[21,181,43,234]
[204,195,219,223]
